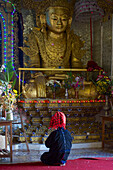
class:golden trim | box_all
[18,68,102,71]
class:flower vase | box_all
[75,89,79,99]
[2,109,6,118]
[6,110,13,120]
[52,92,56,99]
[104,95,109,116]
[65,88,68,99]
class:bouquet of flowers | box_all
[71,75,84,90]
[96,71,113,96]
[1,85,18,112]
[0,62,18,114]
[46,80,61,92]
[62,72,73,90]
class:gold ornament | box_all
[11,0,76,15]
[97,0,113,14]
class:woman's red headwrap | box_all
[49,111,66,129]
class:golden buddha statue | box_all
[20,0,91,99]
[20,0,86,70]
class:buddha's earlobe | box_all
[40,14,46,27]
[40,14,47,38]
[66,17,72,36]
[68,17,72,27]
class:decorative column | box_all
[0,1,15,65]
[5,2,15,64]
[111,14,113,79]
[100,22,103,68]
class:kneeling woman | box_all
[40,112,72,166]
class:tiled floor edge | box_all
[11,142,102,151]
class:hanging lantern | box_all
[74,0,104,22]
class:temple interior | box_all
[0,0,113,164]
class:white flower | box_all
[46,80,61,86]
[0,85,4,90]
[46,80,54,86]
[75,76,80,82]
[0,89,3,95]
[0,65,5,72]
[55,80,61,86]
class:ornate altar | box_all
[16,67,107,144]
[18,98,106,144]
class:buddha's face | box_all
[46,7,70,34]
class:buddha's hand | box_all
[32,72,44,78]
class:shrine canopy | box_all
[74,0,104,22]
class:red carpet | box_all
[0,158,113,170]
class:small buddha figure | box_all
[20,0,86,98]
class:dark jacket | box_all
[41,127,72,165]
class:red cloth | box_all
[87,60,102,71]
[49,112,66,129]
[1,158,113,170]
